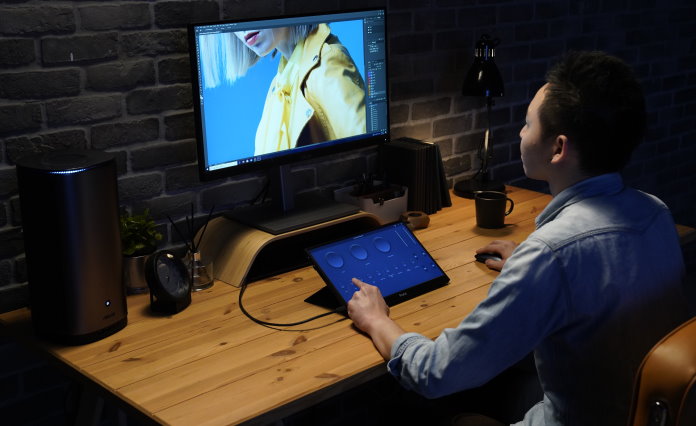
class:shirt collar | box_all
[536,173,625,228]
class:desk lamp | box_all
[453,34,506,198]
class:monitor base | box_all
[227,193,359,235]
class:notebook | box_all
[306,222,449,308]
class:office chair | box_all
[628,316,696,426]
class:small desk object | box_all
[1,187,693,425]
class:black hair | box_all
[539,51,646,174]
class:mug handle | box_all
[504,197,515,216]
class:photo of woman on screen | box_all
[199,23,366,157]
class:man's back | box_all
[519,173,688,425]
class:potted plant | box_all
[120,209,163,295]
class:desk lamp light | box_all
[453,34,506,198]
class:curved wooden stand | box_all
[196,212,382,287]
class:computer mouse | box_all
[475,253,502,263]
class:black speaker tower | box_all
[16,150,127,345]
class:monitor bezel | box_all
[187,8,390,183]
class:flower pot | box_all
[123,254,149,295]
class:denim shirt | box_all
[387,174,688,426]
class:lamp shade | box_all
[462,35,504,98]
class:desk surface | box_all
[0,187,692,425]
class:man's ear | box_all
[550,134,570,164]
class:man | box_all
[347,51,689,425]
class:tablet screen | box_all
[306,222,449,306]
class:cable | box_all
[238,281,347,330]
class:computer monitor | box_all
[187,8,389,234]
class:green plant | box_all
[120,209,163,257]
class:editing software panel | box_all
[364,13,388,134]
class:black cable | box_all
[238,281,347,329]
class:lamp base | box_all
[453,177,506,199]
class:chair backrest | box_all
[628,316,696,426]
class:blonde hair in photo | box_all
[199,24,320,89]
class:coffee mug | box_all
[474,191,514,229]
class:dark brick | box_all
[514,61,548,82]
[284,0,339,15]
[675,87,696,105]
[131,140,197,171]
[0,103,41,135]
[41,33,118,65]
[390,122,432,142]
[434,138,454,157]
[444,154,472,176]
[492,160,525,183]
[158,57,191,84]
[458,7,497,28]
[390,104,409,124]
[164,112,194,141]
[388,12,413,34]
[126,84,192,115]
[120,30,188,57]
[154,1,220,28]
[316,156,367,186]
[79,4,150,31]
[390,79,433,102]
[222,0,281,19]
[433,114,473,138]
[86,60,156,91]
[142,193,198,221]
[500,3,533,23]
[5,130,87,165]
[390,33,433,55]
[201,177,266,210]
[0,227,23,258]
[535,1,569,19]
[413,53,460,77]
[0,39,35,67]
[118,173,163,202]
[91,118,159,149]
[0,6,75,35]
[434,30,473,51]
[45,95,121,126]
[414,10,456,31]
[0,168,17,197]
[165,164,201,191]
[455,131,485,154]
[412,98,451,120]
[0,69,80,100]
[514,23,549,42]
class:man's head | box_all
[537,51,646,175]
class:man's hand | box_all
[347,278,390,334]
[347,278,406,360]
[475,240,518,271]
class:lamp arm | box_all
[479,96,494,177]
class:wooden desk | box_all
[2,186,688,425]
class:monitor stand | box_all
[225,165,359,235]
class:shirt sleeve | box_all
[386,238,570,399]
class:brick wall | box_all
[1,0,695,424]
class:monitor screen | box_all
[188,8,389,182]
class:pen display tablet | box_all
[306,222,449,306]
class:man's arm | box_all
[347,278,405,359]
